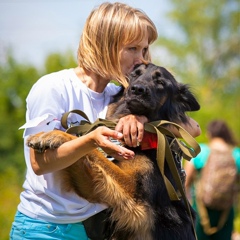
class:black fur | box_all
[107,63,200,239]
[108,63,199,123]
[27,63,200,240]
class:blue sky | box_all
[0,0,175,67]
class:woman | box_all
[10,2,201,239]
[185,120,240,240]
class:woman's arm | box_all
[30,127,135,175]
[184,160,197,201]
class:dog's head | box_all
[122,63,200,123]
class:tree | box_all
[44,50,77,74]
[154,0,240,143]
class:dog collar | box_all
[141,131,158,150]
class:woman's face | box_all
[119,35,149,76]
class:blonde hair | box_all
[77,2,158,87]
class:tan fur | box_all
[27,63,200,239]
[27,130,155,237]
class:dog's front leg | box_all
[80,151,154,237]
[26,130,77,152]
[80,149,136,203]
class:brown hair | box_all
[207,120,237,146]
[77,2,158,87]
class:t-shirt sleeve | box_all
[27,75,67,120]
[192,144,210,170]
[22,74,68,137]
[233,147,240,173]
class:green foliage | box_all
[0,55,40,173]
[0,51,77,175]
[0,51,77,239]
[154,0,240,144]
[44,50,77,74]
[0,167,23,240]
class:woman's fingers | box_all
[91,127,135,160]
[115,115,148,147]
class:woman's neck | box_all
[74,67,110,93]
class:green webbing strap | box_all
[196,192,230,235]
[144,120,200,160]
[166,138,198,240]
[61,110,199,239]
[144,121,199,200]
[61,109,91,129]
[143,121,198,239]
[66,119,116,136]
[61,110,116,136]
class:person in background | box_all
[10,2,201,239]
[185,119,240,240]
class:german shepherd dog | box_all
[27,63,200,240]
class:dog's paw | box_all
[27,130,75,152]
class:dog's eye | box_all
[155,71,162,78]
[131,69,142,78]
[152,70,162,79]
[156,79,165,85]
[135,69,142,75]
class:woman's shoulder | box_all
[26,69,78,118]
[233,147,240,156]
[28,68,80,99]
[35,68,76,86]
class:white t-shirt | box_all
[18,68,121,223]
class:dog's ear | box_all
[177,83,200,111]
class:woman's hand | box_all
[115,115,200,149]
[115,115,148,147]
[89,126,135,160]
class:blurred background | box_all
[0,0,239,239]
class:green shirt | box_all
[192,143,240,173]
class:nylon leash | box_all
[61,110,199,239]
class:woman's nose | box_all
[134,56,144,65]
[134,59,142,65]
[134,51,145,65]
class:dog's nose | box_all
[131,84,146,95]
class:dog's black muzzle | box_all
[130,84,147,95]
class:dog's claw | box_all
[26,130,75,152]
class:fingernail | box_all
[117,132,123,138]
